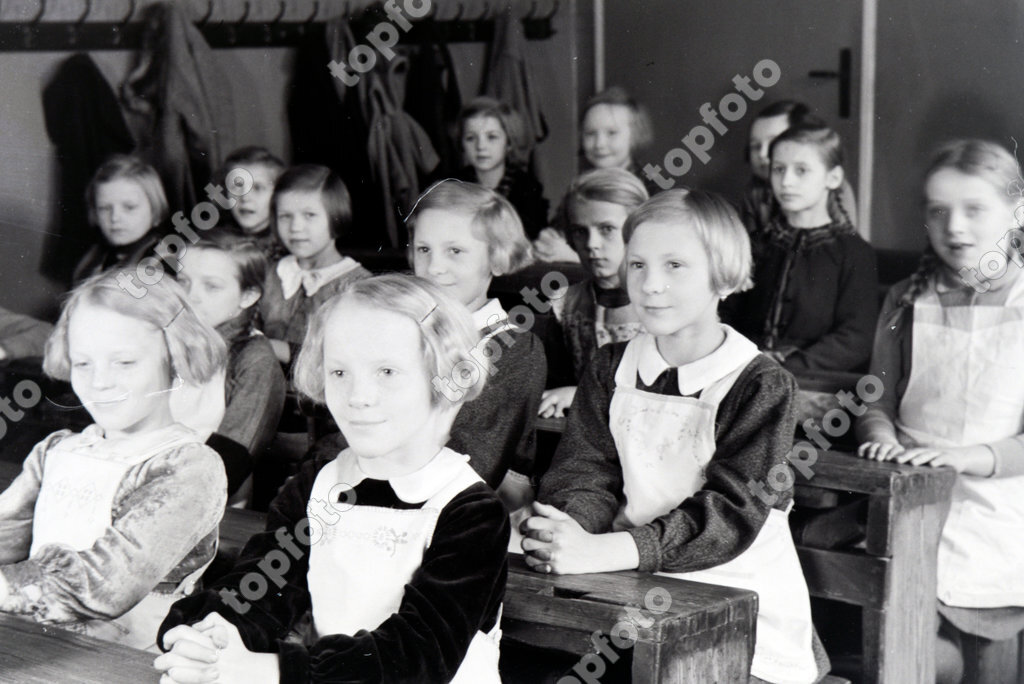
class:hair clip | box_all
[164,307,185,329]
[419,303,438,324]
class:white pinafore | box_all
[306,448,502,683]
[896,275,1024,608]
[30,423,212,650]
[610,331,818,684]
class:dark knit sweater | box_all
[724,219,878,373]
[158,450,509,683]
[448,326,546,486]
[538,342,798,574]
[207,316,286,495]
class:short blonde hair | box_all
[405,179,532,275]
[86,154,169,229]
[623,190,753,296]
[44,270,227,383]
[292,273,485,408]
[582,87,654,154]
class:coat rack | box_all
[0,0,557,51]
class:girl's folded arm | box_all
[538,344,624,532]
[628,361,798,574]
[0,443,226,623]
[280,486,511,684]
[158,459,321,652]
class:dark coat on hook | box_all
[41,53,135,286]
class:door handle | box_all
[809,47,852,119]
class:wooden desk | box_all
[503,554,756,683]
[0,613,156,683]
[797,451,955,684]
[218,508,757,683]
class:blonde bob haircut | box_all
[85,154,169,229]
[292,273,485,408]
[405,179,533,276]
[622,189,753,297]
[43,269,227,383]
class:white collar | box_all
[635,325,759,395]
[472,298,508,332]
[276,255,360,299]
[332,446,473,504]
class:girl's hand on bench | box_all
[857,441,905,462]
[895,444,995,476]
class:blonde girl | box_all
[534,87,655,263]
[74,154,169,284]
[407,179,546,512]
[0,270,227,649]
[155,274,510,683]
[528,190,823,684]
[539,168,649,418]
[857,140,1024,683]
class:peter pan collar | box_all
[472,298,509,333]
[277,255,360,299]
[635,325,759,396]
[333,447,473,504]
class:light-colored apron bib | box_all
[610,334,818,684]
[169,367,227,441]
[307,448,502,683]
[30,424,211,650]
[896,276,1024,608]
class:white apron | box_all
[31,424,210,650]
[306,448,502,684]
[896,276,1024,607]
[610,333,818,684]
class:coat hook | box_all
[543,0,558,20]
[29,0,46,24]
[197,0,213,25]
[236,1,250,24]
[473,1,489,20]
[304,1,319,23]
[120,0,135,24]
[270,1,286,24]
[452,3,464,21]
[74,0,90,24]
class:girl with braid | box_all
[723,123,878,373]
[857,140,1024,683]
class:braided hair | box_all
[895,140,1023,318]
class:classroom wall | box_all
[0,0,582,318]
[872,0,1024,251]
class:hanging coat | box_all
[41,53,135,285]
[483,8,548,146]
[121,2,235,212]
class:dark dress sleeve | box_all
[537,344,625,532]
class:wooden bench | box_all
[218,508,758,682]
[0,613,156,683]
